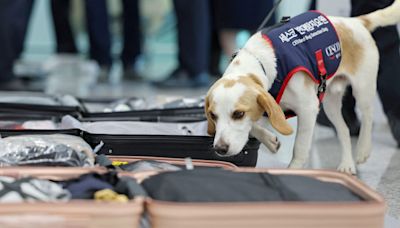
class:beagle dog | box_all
[205,0,400,174]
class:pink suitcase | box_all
[0,167,143,228]
[144,168,385,228]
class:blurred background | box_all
[1,0,400,225]
[3,0,340,97]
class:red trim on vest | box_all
[310,10,340,82]
[275,66,317,104]
[261,33,338,106]
[315,49,327,101]
[315,49,327,76]
[261,34,274,48]
[261,15,340,118]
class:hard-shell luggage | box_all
[141,169,385,228]
[82,131,259,167]
[107,156,237,169]
[0,167,143,228]
[0,93,260,166]
[0,123,260,167]
[0,92,205,122]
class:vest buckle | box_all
[317,74,327,101]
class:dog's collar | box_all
[231,49,267,76]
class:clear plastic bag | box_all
[161,97,204,109]
[0,134,94,167]
[61,115,208,136]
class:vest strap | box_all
[315,49,328,102]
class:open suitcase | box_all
[0,167,143,228]
[140,168,385,228]
[0,120,260,167]
[107,156,238,169]
[0,150,385,228]
[0,157,239,228]
[0,92,205,122]
[0,92,261,166]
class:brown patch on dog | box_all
[234,78,293,135]
[237,74,263,88]
[358,16,373,31]
[235,75,267,121]
[335,22,364,75]
[256,89,293,135]
[233,60,240,65]
[223,79,236,88]
[236,89,264,121]
[247,74,263,87]
[204,93,216,135]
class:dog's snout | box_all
[214,141,230,156]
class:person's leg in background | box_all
[50,0,77,53]
[84,0,112,79]
[310,0,361,136]
[208,31,223,77]
[0,0,35,90]
[212,0,275,70]
[208,0,223,78]
[121,0,142,80]
[351,0,400,146]
[155,0,211,88]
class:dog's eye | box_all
[232,111,245,120]
[209,112,218,121]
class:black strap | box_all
[317,73,327,99]
[230,49,267,76]
[257,0,284,31]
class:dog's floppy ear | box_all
[257,90,293,135]
[204,94,216,135]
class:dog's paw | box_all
[288,159,305,169]
[265,135,281,153]
[337,161,356,175]
[356,151,370,164]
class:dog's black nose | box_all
[214,143,229,156]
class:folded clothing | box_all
[0,134,94,167]
[119,160,181,172]
[0,176,70,203]
[61,115,207,136]
[60,172,147,199]
[95,154,182,172]
[142,169,363,202]
[94,189,129,203]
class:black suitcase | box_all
[0,128,259,167]
[0,93,258,166]
[0,93,205,122]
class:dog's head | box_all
[205,75,293,156]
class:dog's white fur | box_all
[205,0,400,174]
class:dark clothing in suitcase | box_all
[142,169,362,202]
[60,172,146,199]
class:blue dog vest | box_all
[261,11,342,106]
